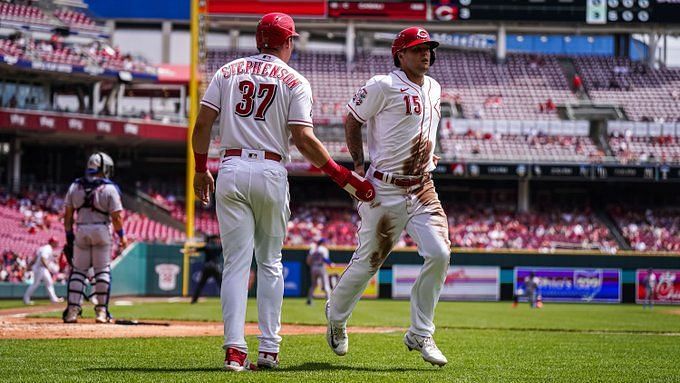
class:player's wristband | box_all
[194,152,208,173]
[116,229,125,238]
[319,158,347,185]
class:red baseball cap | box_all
[48,236,59,245]
[256,12,300,50]
[392,26,439,67]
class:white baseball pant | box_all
[24,268,59,303]
[328,171,451,337]
[216,153,290,354]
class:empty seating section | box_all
[207,49,577,123]
[431,51,576,120]
[0,2,46,24]
[439,119,602,162]
[54,8,98,30]
[574,56,680,122]
[0,37,155,74]
[608,121,680,164]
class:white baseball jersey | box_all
[32,244,54,272]
[201,53,314,163]
[347,70,441,175]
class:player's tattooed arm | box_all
[345,113,365,176]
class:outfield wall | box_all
[2,244,679,303]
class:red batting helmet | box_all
[48,236,59,246]
[256,12,300,50]
[392,27,439,67]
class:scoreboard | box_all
[206,0,680,24]
[328,0,427,20]
[431,0,680,24]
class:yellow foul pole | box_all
[183,0,200,297]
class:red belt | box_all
[372,170,425,187]
[224,149,282,162]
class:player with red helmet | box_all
[192,12,374,372]
[325,26,450,367]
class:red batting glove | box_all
[320,159,375,202]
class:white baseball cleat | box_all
[94,307,110,323]
[325,301,348,356]
[257,351,279,369]
[403,331,448,367]
[63,306,81,323]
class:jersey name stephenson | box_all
[347,71,441,175]
[201,54,314,163]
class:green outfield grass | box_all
[0,299,51,310]
[36,298,680,333]
[4,299,680,382]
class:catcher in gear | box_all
[63,152,127,324]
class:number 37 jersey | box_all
[201,53,314,163]
[347,70,441,176]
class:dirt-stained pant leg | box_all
[404,181,451,337]
[216,161,255,353]
[328,184,408,324]
[252,162,289,353]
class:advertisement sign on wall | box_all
[515,267,621,303]
[636,269,680,305]
[393,265,500,301]
[283,261,302,297]
[313,264,378,299]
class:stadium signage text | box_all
[515,267,621,303]
[0,108,185,142]
[636,269,680,305]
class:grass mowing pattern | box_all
[9,299,680,382]
[1,330,679,382]
[35,298,680,333]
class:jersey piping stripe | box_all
[288,119,313,126]
[346,104,367,123]
[200,100,221,112]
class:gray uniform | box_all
[64,177,123,316]
[307,244,331,301]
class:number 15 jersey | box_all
[347,70,441,176]
[201,53,314,164]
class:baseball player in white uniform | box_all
[326,27,451,367]
[62,152,127,324]
[23,237,63,304]
[191,12,374,372]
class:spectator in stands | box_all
[572,74,583,95]
[545,98,556,112]
[8,95,17,108]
